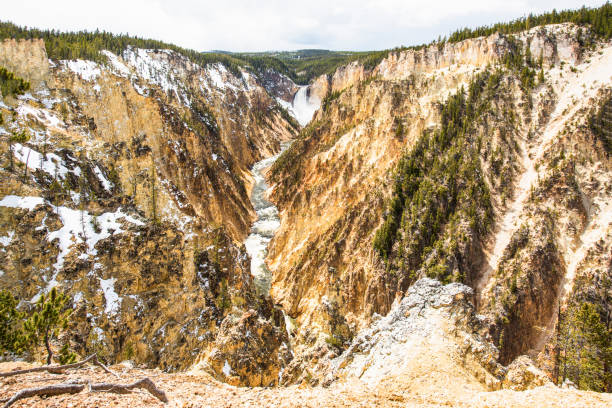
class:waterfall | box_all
[244,85,319,294]
[291,86,320,127]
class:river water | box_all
[244,86,320,295]
[244,141,292,295]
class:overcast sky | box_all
[2,1,606,52]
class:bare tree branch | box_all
[91,378,169,403]
[2,377,168,407]
[3,383,84,408]
[0,354,118,378]
[91,355,120,379]
[0,354,95,377]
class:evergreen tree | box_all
[0,290,25,355]
[557,301,611,391]
[7,129,29,173]
[373,71,496,281]
[590,95,612,154]
[57,342,77,365]
[150,163,158,224]
[0,67,30,98]
[23,288,72,365]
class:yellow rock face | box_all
[266,23,611,385]
[0,38,296,385]
[0,39,49,87]
[1,21,610,401]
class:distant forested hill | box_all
[0,2,609,84]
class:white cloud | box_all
[2,0,605,51]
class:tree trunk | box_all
[45,331,53,365]
[23,149,30,181]
[3,384,84,408]
[0,353,118,378]
[8,141,14,172]
[2,377,168,407]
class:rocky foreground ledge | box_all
[328,279,504,388]
[1,280,610,407]
[1,363,610,408]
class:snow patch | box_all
[63,60,101,82]
[101,50,131,77]
[47,206,144,272]
[0,231,14,246]
[283,312,297,337]
[206,64,236,91]
[222,360,233,377]
[99,277,121,316]
[41,97,63,110]
[122,47,191,105]
[13,144,81,179]
[93,166,113,191]
[17,104,64,128]
[278,366,285,383]
[73,291,83,306]
[0,195,45,210]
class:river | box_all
[244,141,292,295]
[244,86,319,295]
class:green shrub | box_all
[321,90,343,111]
[0,67,30,98]
[191,101,219,136]
[372,70,501,284]
[23,288,72,364]
[589,94,612,154]
[0,290,25,355]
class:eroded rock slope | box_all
[267,23,611,382]
[0,39,299,384]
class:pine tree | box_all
[557,301,611,391]
[7,129,29,173]
[0,290,25,355]
[574,303,610,391]
[150,163,158,224]
[23,288,72,365]
[0,67,30,98]
[57,342,77,365]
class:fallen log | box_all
[91,378,169,402]
[0,354,118,378]
[2,377,168,407]
[3,383,84,408]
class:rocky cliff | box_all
[267,23,611,383]
[0,38,299,385]
[3,280,610,407]
[0,15,610,403]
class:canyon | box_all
[0,14,611,408]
